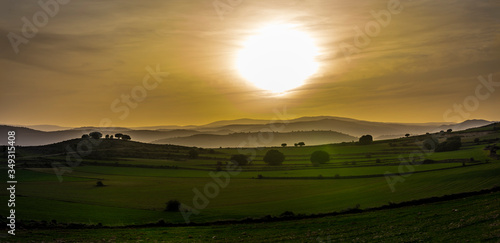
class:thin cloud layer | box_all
[1,0,499,126]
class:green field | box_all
[11,190,500,242]
[1,125,499,241]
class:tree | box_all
[81,134,89,139]
[121,134,131,141]
[294,143,298,147]
[359,135,373,145]
[263,150,285,166]
[435,136,462,152]
[105,134,110,139]
[165,200,181,212]
[89,131,102,139]
[297,142,305,147]
[310,151,330,166]
[405,134,410,138]
[115,133,123,139]
[110,135,114,139]
[230,154,249,166]
[447,129,453,133]
[281,143,287,147]
[188,149,198,159]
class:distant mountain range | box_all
[0,117,493,147]
[152,131,357,148]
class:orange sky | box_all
[1,0,499,127]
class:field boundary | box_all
[254,162,488,180]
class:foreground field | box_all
[9,190,500,242]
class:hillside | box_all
[15,138,196,161]
[152,130,357,148]
[1,117,493,146]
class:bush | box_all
[230,154,249,166]
[263,150,285,166]
[96,181,104,187]
[280,211,295,217]
[165,200,181,212]
[376,158,381,163]
[310,151,330,166]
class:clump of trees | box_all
[310,151,330,166]
[89,131,102,139]
[359,135,373,145]
[81,132,131,141]
[294,142,305,147]
[230,154,249,166]
[114,133,131,140]
[435,136,462,152]
[263,149,285,166]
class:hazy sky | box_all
[1,0,499,127]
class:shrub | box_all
[230,154,249,166]
[310,151,330,166]
[165,200,181,212]
[96,181,104,187]
[376,158,381,163]
[280,211,295,217]
[263,150,285,166]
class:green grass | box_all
[10,191,500,242]
[4,129,498,229]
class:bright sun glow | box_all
[236,24,319,93]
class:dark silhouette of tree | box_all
[405,134,410,138]
[310,151,330,166]
[297,142,305,147]
[188,149,198,159]
[435,136,462,152]
[263,150,285,166]
[89,131,102,139]
[230,154,249,166]
[105,134,110,139]
[294,143,298,147]
[121,134,131,141]
[115,133,123,139]
[359,135,373,145]
[447,129,453,133]
[281,143,287,147]
[81,134,89,139]
[110,135,114,139]
[165,200,181,212]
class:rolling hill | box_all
[0,117,493,146]
[153,131,358,148]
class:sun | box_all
[236,24,319,93]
